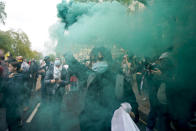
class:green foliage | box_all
[0,31,12,52]
[0,30,42,59]
[31,50,43,60]
[0,1,6,24]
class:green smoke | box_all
[51,0,196,58]
[57,1,95,28]
[49,0,196,129]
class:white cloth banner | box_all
[112,103,140,131]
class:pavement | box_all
[19,90,147,131]
[1,74,148,131]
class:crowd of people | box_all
[0,47,195,131]
[0,50,40,130]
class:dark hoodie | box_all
[80,69,138,131]
[4,73,24,126]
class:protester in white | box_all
[112,103,140,131]
[21,59,30,72]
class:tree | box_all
[0,29,42,59]
[0,1,6,24]
[0,30,12,52]
[31,51,43,60]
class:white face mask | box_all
[92,61,108,74]
[54,60,61,66]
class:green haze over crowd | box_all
[49,0,196,129]
[50,0,195,57]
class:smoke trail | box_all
[57,1,95,28]
[50,0,196,57]
[49,1,165,56]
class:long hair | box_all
[89,47,113,68]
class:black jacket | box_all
[44,65,69,95]
[80,70,138,131]
[4,73,25,108]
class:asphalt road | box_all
[17,90,146,131]
[1,75,147,131]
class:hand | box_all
[130,111,139,123]
[57,79,62,84]
[9,73,14,78]
[136,72,142,75]
[152,70,161,75]
[51,79,55,84]
[127,62,131,68]
[134,113,139,123]
[66,84,70,92]
[40,69,45,73]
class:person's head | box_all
[29,58,34,62]
[44,56,50,65]
[54,57,61,68]
[63,51,76,65]
[16,56,23,63]
[89,47,112,73]
[90,47,112,65]
[8,60,21,73]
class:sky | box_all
[0,0,61,53]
